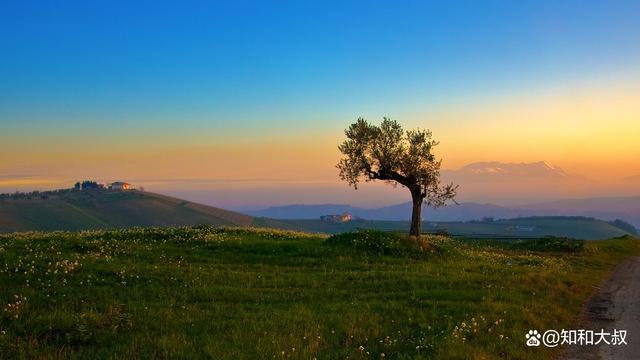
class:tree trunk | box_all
[409,192,423,237]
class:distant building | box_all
[109,182,132,190]
[320,212,354,223]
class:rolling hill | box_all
[275,216,635,240]
[0,189,261,233]
[1,189,635,240]
[249,196,640,228]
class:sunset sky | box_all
[1,1,639,209]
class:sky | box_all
[1,1,639,209]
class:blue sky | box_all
[1,0,638,132]
[1,1,639,207]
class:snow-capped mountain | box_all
[444,161,570,180]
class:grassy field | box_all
[0,227,637,359]
[276,217,634,240]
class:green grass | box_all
[461,237,586,253]
[0,227,637,359]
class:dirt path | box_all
[565,256,640,360]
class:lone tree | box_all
[337,117,457,237]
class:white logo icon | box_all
[526,330,541,346]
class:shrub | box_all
[324,229,422,256]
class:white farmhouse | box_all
[110,182,132,190]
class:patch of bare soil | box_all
[564,257,640,360]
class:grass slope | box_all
[0,227,637,359]
[0,190,257,233]
[278,217,633,240]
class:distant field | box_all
[0,190,260,233]
[0,227,637,359]
[276,217,634,240]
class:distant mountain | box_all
[248,196,640,228]
[0,189,270,233]
[436,160,595,203]
[447,161,570,180]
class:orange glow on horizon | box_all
[2,81,639,190]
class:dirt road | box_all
[565,256,640,360]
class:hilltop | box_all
[0,189,263,233]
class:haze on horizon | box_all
[1,1,639,209]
